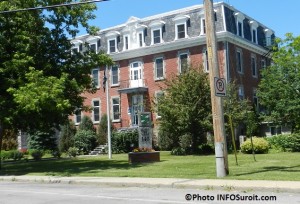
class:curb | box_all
[0,176,299,193]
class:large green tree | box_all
[258,33,300,133]
[0,0,113,165]
[155,66,212,153]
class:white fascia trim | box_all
[173,14,190,23]
[105,31,121,38]
[149,20,165,28]
[71,39,83,45]
[86,36,101,43]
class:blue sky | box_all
[80,0,299,39]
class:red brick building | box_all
[71,2,275,138]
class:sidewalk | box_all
[0,175,299,193]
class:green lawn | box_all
[0,151,299,181]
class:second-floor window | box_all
[179,53,188,74]
[155,57,164,79]
[111,65,119,86]
[74,109,82,125]
[112,97,120,121]
[236,49,243,73]
[251,55,257,77]
[92,68,99,88]
[92,99,100,123]
[238,86,244,100]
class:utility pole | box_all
[204,0,229,177]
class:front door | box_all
[131,94,143,126]
[130,62,143,88]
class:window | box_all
[155,91,164,119]
[153,29,161,44]
[90,44,97,53]
[138,33,143,47]
[123,35,129,50]
[250,21,258,44]
[86,36,101,54]
[261,59,266,69]
[155,57,164,79]
[238,86,244,100]
[235,12,245,38]
[270,126,282,136]
[71,40,83,54]
[201,18,206,35]
[179,53,188,73]
[149,20,165,45]
[236,49,243,73]
[173,15,189,40]
[251,55,257,77]
[92,99,100,123]
[265,29,273,47]
[203,49,209,72]
[112,97,120,121]
[74,109,82,125]
[72,47,79,54]
[136,25,147,47]
[111,65,119,86]
[252,29,257,43]
[92,68,99,88]
[253,89,259,111]
[109,39,116,53]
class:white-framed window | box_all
[154,57,164,80]
[155,91,164,119]
[92,99,100,123]
[111,65,119,86]
[86,36,101,53]
[136,25,147,48]
[270,126,282,136]
[179,52,189,74]
[123,35,130,51]
[203,49,209,72]
[235,12,245,38]
[149,20,165,45]
[201,18,206,35]
[112,97,120,122]
[173,15,190,40]
[105,31,120,54]
[264,29,274,47]
[250,21,258,44]
[74,109,82,125]
[71,40,83,54]
[91,68,100,88]
[261,59,266,69]
[238,85,244,100]
[236,49,243,73]
[251,54,257,77]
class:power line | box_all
[0,0,109,14]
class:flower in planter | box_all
[133,147,155,152]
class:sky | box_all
[79,0,300,39]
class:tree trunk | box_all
[0,120,4,169]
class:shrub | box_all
[51,150,61,158]
[179,134,192,152]
[241,137,269,154]
[74,130,97,154]
[171,147,185,155]
[267,134,300,152]
[30,149,44,161]
[111,129,138,153]
[11,150,24,161]
[198,143,215,155]
[59,120,76,152]
[27,130,57,151]
[79,116,95,132]
[67,147,79,158]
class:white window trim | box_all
[91,68,100,88]
[173,15,190,40]
[71,40,83,54]
[149,20,165,45]
[74,110,82,125]
[92,98,101,124]
[111,96,121,122]
[86,36,101,54]
[235,12,245,38]
[178,50,190,74]
[250,21,258,44]
[236,48,243,74]
[123,34,130,51]
[200,18,206,35]
[105,31,120,54]
[154,56,165,80]
[251,54,258,78]
[110,64,120,87]
[136,25,147,48]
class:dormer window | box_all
[71,40,83,54]
[105,31,120,54]
[136,25,147,48]
[149,20,165,45]
[201,18,206,35]
[264,29,274,47]
[234,12,245,38]
[250,21,258,44]
[86,36,101,53]
[173,15,190,40]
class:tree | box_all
[79,116,96,132]
[27,130,57,151]
[59,120,76,152]
[0,1,113,167]
[258,33,300,133]
[155,66,212,153]
[97,114,113,145]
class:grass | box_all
[0,151,299,181]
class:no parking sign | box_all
[214,77,226,97]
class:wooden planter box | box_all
[128,151,160,164]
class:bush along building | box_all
[70,2,277,143]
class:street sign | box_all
[214,77,226,97]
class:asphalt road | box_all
[0,182,299,204]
